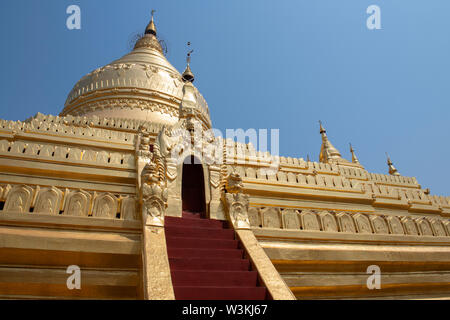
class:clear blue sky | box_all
[0,0,449,196]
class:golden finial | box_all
[386,152,400,176]
[349,143,360,164]
[145,9,157,36]
[182,42,195,82]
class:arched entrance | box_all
[182,156,206,216]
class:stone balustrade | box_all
[0,139,135,169]
[367,172,419,187]
[0,113,167,145]
[232,165,363,193]
[339,166,367,180]
[25,112,165,133]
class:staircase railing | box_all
[222,172,296,300]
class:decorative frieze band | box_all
[248,207,450,237]
[0,184,137,221]
[68,99,180,119]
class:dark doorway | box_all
[182,156,206,215]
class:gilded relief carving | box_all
[402,217,419,236]
[140,134,169,226]
[282,209,300,230]
[444,221,450,236]
[430,219,447,237]
[300,210,321,231]
[246,206,450,238]
[4,185,33,213]
[121,196,138,220]
[34,187,63,215]
[92,193,118,218]
[261,207,281,229]
[225,192,251,230]
[370,215,389,234]
[248,207,261,227]
[354,213,373,234]
[337,213,356,233]
[387,216,405,235]
[1,183,134,220]
[63,190,92,217]
[416,218,434,236]
[223,173,251,230]
[319,211,338,232]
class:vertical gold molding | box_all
[141,225,175,300]
[236,229,296,300]
[223,172,295,300]
[137,128,174,300]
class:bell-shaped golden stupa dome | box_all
[61,12,211,128]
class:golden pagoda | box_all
[0,13,449,300]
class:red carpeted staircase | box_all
[165,211,268,300]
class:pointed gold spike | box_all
[318,121,344,164]
[386,153,400,176]
[350,143,360,164]
[319,120,326,134]
[145,9,157,36]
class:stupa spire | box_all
[349,143,360,164]
[134,9,163,52]
[145,9,157,36]
[318,121,344,163]
[319,120,326,135]
[386,153,400,176]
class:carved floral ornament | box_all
[137,125,153,160]
[225,192,251,230]
[226,171,245,194]
[139,136,169,227]
[222,172,251,230]
[141,182,168,226]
